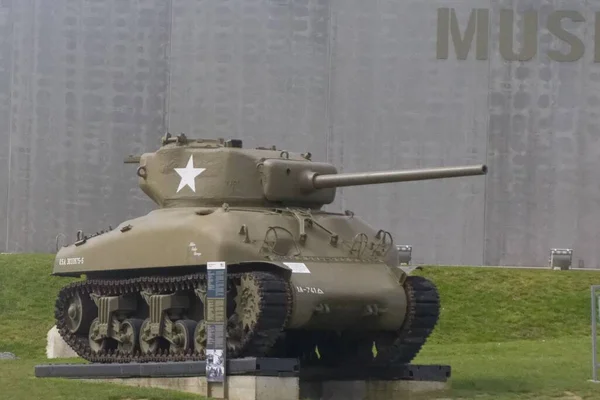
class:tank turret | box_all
[51,133,487,369]
[124,133,486,208]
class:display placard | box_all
[205,261,227,383]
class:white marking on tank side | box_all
[207,261,226,270]
[283,262,311,274]
[58,257,85,266]
[174,155,206,193]
[188,242,202,257]
[296,286,324,294]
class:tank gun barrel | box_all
[304,164,487,190]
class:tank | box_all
[53,133,487,366]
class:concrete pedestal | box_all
[35,358,450,399]
[92,376,300,400]
[90,375,449,400]
[46,326,78,359]
[302,380,449,400]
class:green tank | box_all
[53,133,487,366]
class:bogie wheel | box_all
[65,291,95,335]
[139,318,165,355]
[118,318,143,354]
[193,320,207,357]
[170,319,197,354]
[88,317,115,354]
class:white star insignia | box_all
[174,155,206,193]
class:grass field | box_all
[1,254,600,399]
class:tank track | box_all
[270,275,440,367]
[54,270,290,363]
[371,274,441,365]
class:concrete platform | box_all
[35,359,451,400]
[88,375,299,400]
[89,375,449,399]
[301,379,450,400]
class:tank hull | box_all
[54,207,408,331]
[53,206,438,366]
[53,207,399,274]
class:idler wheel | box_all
[65,292,95,334]
[117,318,143,354]
[170,319,197,354]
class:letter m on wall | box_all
[437,8,489,60]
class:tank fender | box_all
[390,263,408,285]
[229,261,293,281]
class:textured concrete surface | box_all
[94,376,300,400]
[326,0,488,266]
[482,0,600,268]
[46,325,78,359]
[2,0,163,253]
[301,380,450,400]
[1,0,600,268]
[93,375,449,400]
[0,352,17,360]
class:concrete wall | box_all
[1,0,599,268]
[2,0,168,253]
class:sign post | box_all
[205,261,227,398]
[591,286,600,383]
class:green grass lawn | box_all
[416,337,600,400]
[1,358,200,400]
[414,266,600,345]
[1,254,600,399]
